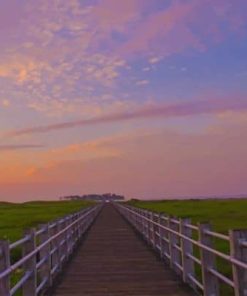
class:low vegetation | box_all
[128,198,247,233]
[0,200,93,295]
[0,200,94,243]
[128,198,247,295]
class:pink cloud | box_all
[2,120,247,201]
[119,1,203,56]
[0,1,24,30]
[4,95,247,137]
[92,0,142,32]
[112,0,247,57]
[0,144,44,151]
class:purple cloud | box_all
[4,96,247,138]
[0,144,44,151]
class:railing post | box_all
[73,214,78,248]
[135,208,139,230]
[168,217,180,274]
[136,209,141,232]
[81,213,86,236]
[163,216,170,261]
[78,213,81,241]
[150,212,155,248]
[229,229,247,296]
[64,216,70,260]
[51,221,60,277]
[133,208,137,229]
[77,213,82,239]
[69,215,73,255]
[73,214,78,245]
[152,214,159,250]
[148,211,153,245]
[60,218,66,263]
[138,209,142,232]
[199,223,219,296]
[158,213,165,258]
[142,210,148,241]
[22,229,37,296]
[180,218,195,288]
[58,220,63,271]
[144,210,147,239]
[0,240,10,296]
[39,224,52,289]
[141,210,146,237]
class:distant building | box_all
[60,193,125,202]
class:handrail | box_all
[115,203,247,296]
[0,204,102,295]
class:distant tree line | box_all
[60,193,125,202]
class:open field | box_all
[128,198,247,295]
[128,198,247,233]
[0,200,94,295]
[0,200,94,243]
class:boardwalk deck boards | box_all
[51,205,193,296]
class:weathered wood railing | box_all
[0,204,102,295]
[115,203,247,296]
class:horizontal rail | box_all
[115,203,247,296]
[10,236,30,250]
[1,207,97,279]
[186,253,201,266]
[204,230,229,241]
[0,204,102,295]
[10,271,32,295]
[208,268,234,287]
[188,274,204,291]
[121,205,247,269]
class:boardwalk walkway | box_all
[51,205,193,296]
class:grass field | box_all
[128,198,247,233]
[128,198,247,295]
[0,200,93,243]
[0,200,93,294]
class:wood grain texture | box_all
[50,204,194,296]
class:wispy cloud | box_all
[5,96,247,137]
[118,0,247,57]
[0,144,44,151]
[136,80,149,86]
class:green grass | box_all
[127,198,247,295]
[128,198,247,233]
[0,200,94,295]
[0,200,94,243]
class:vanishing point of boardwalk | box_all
[50,205,193,296]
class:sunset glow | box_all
[0,0,247,201]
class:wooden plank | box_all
[52,205,194,296]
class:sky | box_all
[0,0,247,202]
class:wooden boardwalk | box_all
[50,205,194,296]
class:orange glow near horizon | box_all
[0,0,247,201]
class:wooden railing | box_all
[115,203,247,296]
[0,204,102,295]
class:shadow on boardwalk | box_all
[48,204,194,296]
